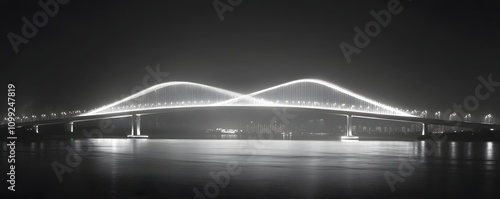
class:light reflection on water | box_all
[450,141,457,159]
[487,141,494,161]
[467,142,472,160]
[1,139,500,198]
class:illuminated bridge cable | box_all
[80,79,414,117]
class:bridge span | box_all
[12,105,500,139]
[5,79,499,139]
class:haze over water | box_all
[2,138,500,198]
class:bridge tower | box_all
[128,114,148,138]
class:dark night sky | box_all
[1,0,499,120]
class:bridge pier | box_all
[127,114,148,138]
[347,115,353,137]
[341,115,359,140]
[422,123,428,136]
[65,122,74,133]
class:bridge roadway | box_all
[3,105,500,138]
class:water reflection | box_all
[30,142,36,151]
[221,134,237,139]
[486,141,494,161]
[450,142,456,159]
[466,142,472,160]
[2,139,499,198]
[414,141,498,161]
[435,142,442,157]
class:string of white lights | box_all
[80,79,414,117]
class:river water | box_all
[1,139,500,198]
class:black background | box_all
[1,0,499,120]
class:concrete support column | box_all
[421,123,428,136]
[347,115,353,137]
[133,114,141,136]
[128,114,148,138]
[65,122,74,133]
[341,115,358,140]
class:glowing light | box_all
[486,142,494,160]
[80,79,417,117]
[127,135,149,138]
[216,128,239,134]
[80,82,246,116]
[340,136,359,141]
